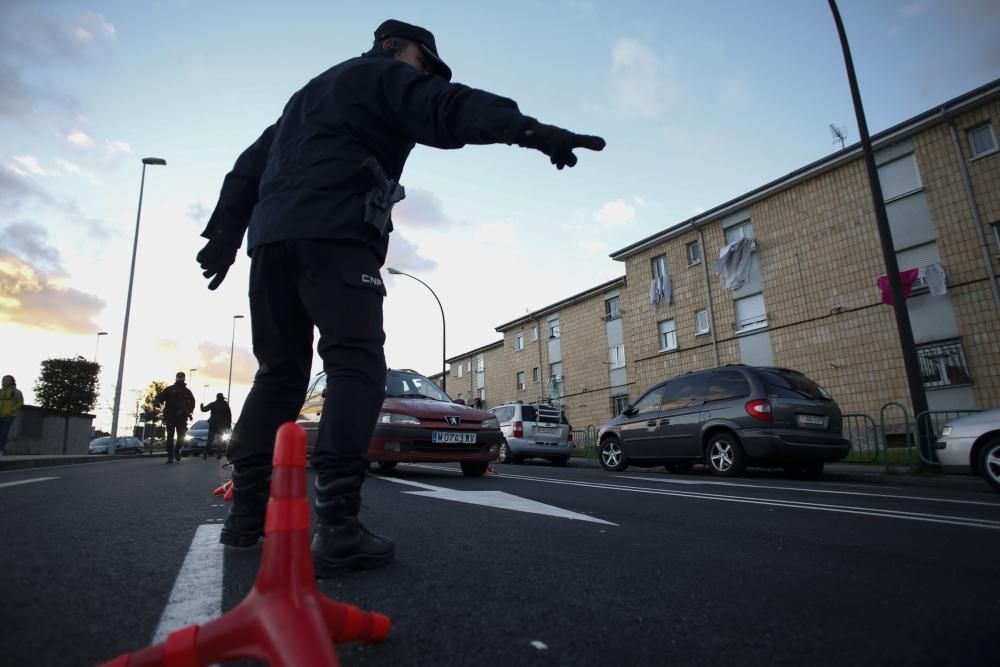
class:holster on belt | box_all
[362,156,405,237]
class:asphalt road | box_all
[1,457,998,666]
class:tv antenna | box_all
[830,124,847,150]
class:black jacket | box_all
[155,382,196,426]
[202,50,532,263]
[201,399,232,429]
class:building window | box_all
[516,372,526,391]
[530,325,539,341]
[549,318,560,339]
[878,154,922,202]
[725,221,754,245]
[651,255,667,280]
[550,361,562,379]
[457,392,463,401]
[477,388,485,401]
[917,340,972,388]
[658,320,677,352]
[605,296,621,320]
[735,293,767,333]
[687,241,701,265]
[532,367,540,383]
[466,360,471,372]
[514,332,524,351]
[456,364,463,379]
[695,309,710,334]
[611,394,630,417]
[609,344,626,369]
[549,362,563,398]
[968,123,998,159]
[476,355,485,373]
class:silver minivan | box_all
[490,401,573,466]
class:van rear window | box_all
[521,405,570,424]
[760,370,831,401]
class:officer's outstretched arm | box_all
[197,121,278,290]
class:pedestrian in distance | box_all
[0,375,24,456]
[154,372,196,463]
[200,392,233,460]
[196,18,605,577]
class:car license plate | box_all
[432,432,477,444]
[797,414,826,428]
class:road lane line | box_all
[401,466,1000,531]
[152,524,224,644]
[374,475,617,525]
[617,475,1000,507]
[0,476,58,489]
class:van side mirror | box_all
[321,388,327,399]
[622,405,637,417]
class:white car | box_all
[934,409,1000,491]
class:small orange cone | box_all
[212,480,234,501]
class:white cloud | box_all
[608,38,674,119]
[594,198,636,227]
[55,158,81,174]
[12,155,47,177]
[576,239,609,258]
[104,139,131,158]
[67,130,94,147]
[899,1,930,18]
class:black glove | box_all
[196,239,239,290]
[517,120,606,169]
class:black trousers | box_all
[229,240,387,479]
[164,421,188,460]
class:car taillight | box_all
[745,399,772,421]
[513,421,523,438]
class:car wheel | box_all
[977,437,1000,491]
[460,461,489,477]
[599,437,628,472]
[377,461,398,471]
[706,433,746,477]
[550,457,569,467]
[497,440,513,464]
[664,462,694,474]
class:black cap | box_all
[374,19,452,82]
[216,393,225,400]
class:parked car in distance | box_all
[489,401,573,466]
[180,420,230,458]
[934,409,1000,492]
[89,436,144,455]
[297,368,502,477]
[597,365,850,478]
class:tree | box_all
[139,380,167,449]
[33,356,100,454]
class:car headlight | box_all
[377,412,420,425]
[941,426,952,437]
[480,417,500,429]
[186,435,194,441]
[221,431,232,442]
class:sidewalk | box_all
[0,452,166,472]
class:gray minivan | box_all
[597,365,850,478]
[490,401,573,466]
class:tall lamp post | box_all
[110,157,166,454]
[94,331,108,363]
[826,1,932,461]
[227,314,244,400]
[386,268,446,393]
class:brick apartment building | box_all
[436,79,1000,433]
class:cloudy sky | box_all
[1,0,997,432]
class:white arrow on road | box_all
[0,476,58,489]
[374,475,617,525]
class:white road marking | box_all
[152,524,225,644]
[0,476,58,489]
[374,475,616,525]
[618,475,1000,507]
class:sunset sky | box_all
[1,0,997,433]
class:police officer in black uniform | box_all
[196,19,604,577]
[200,393,232,459]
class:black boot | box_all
[219,464,271,548]
[312,473,394,578]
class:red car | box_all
[298,368,502,477]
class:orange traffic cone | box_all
[213,480,234,502]
[100,423,391,667]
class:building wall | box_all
[6,406,95,455]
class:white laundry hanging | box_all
[714,237,754,290]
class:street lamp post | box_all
[94,331,108,364]
[386,268,446,393]
[189,368,197,385]
[826,1,932,462]
[228,314,244,401]
[110,157,166,454]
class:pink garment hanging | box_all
[877,268,919,305]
